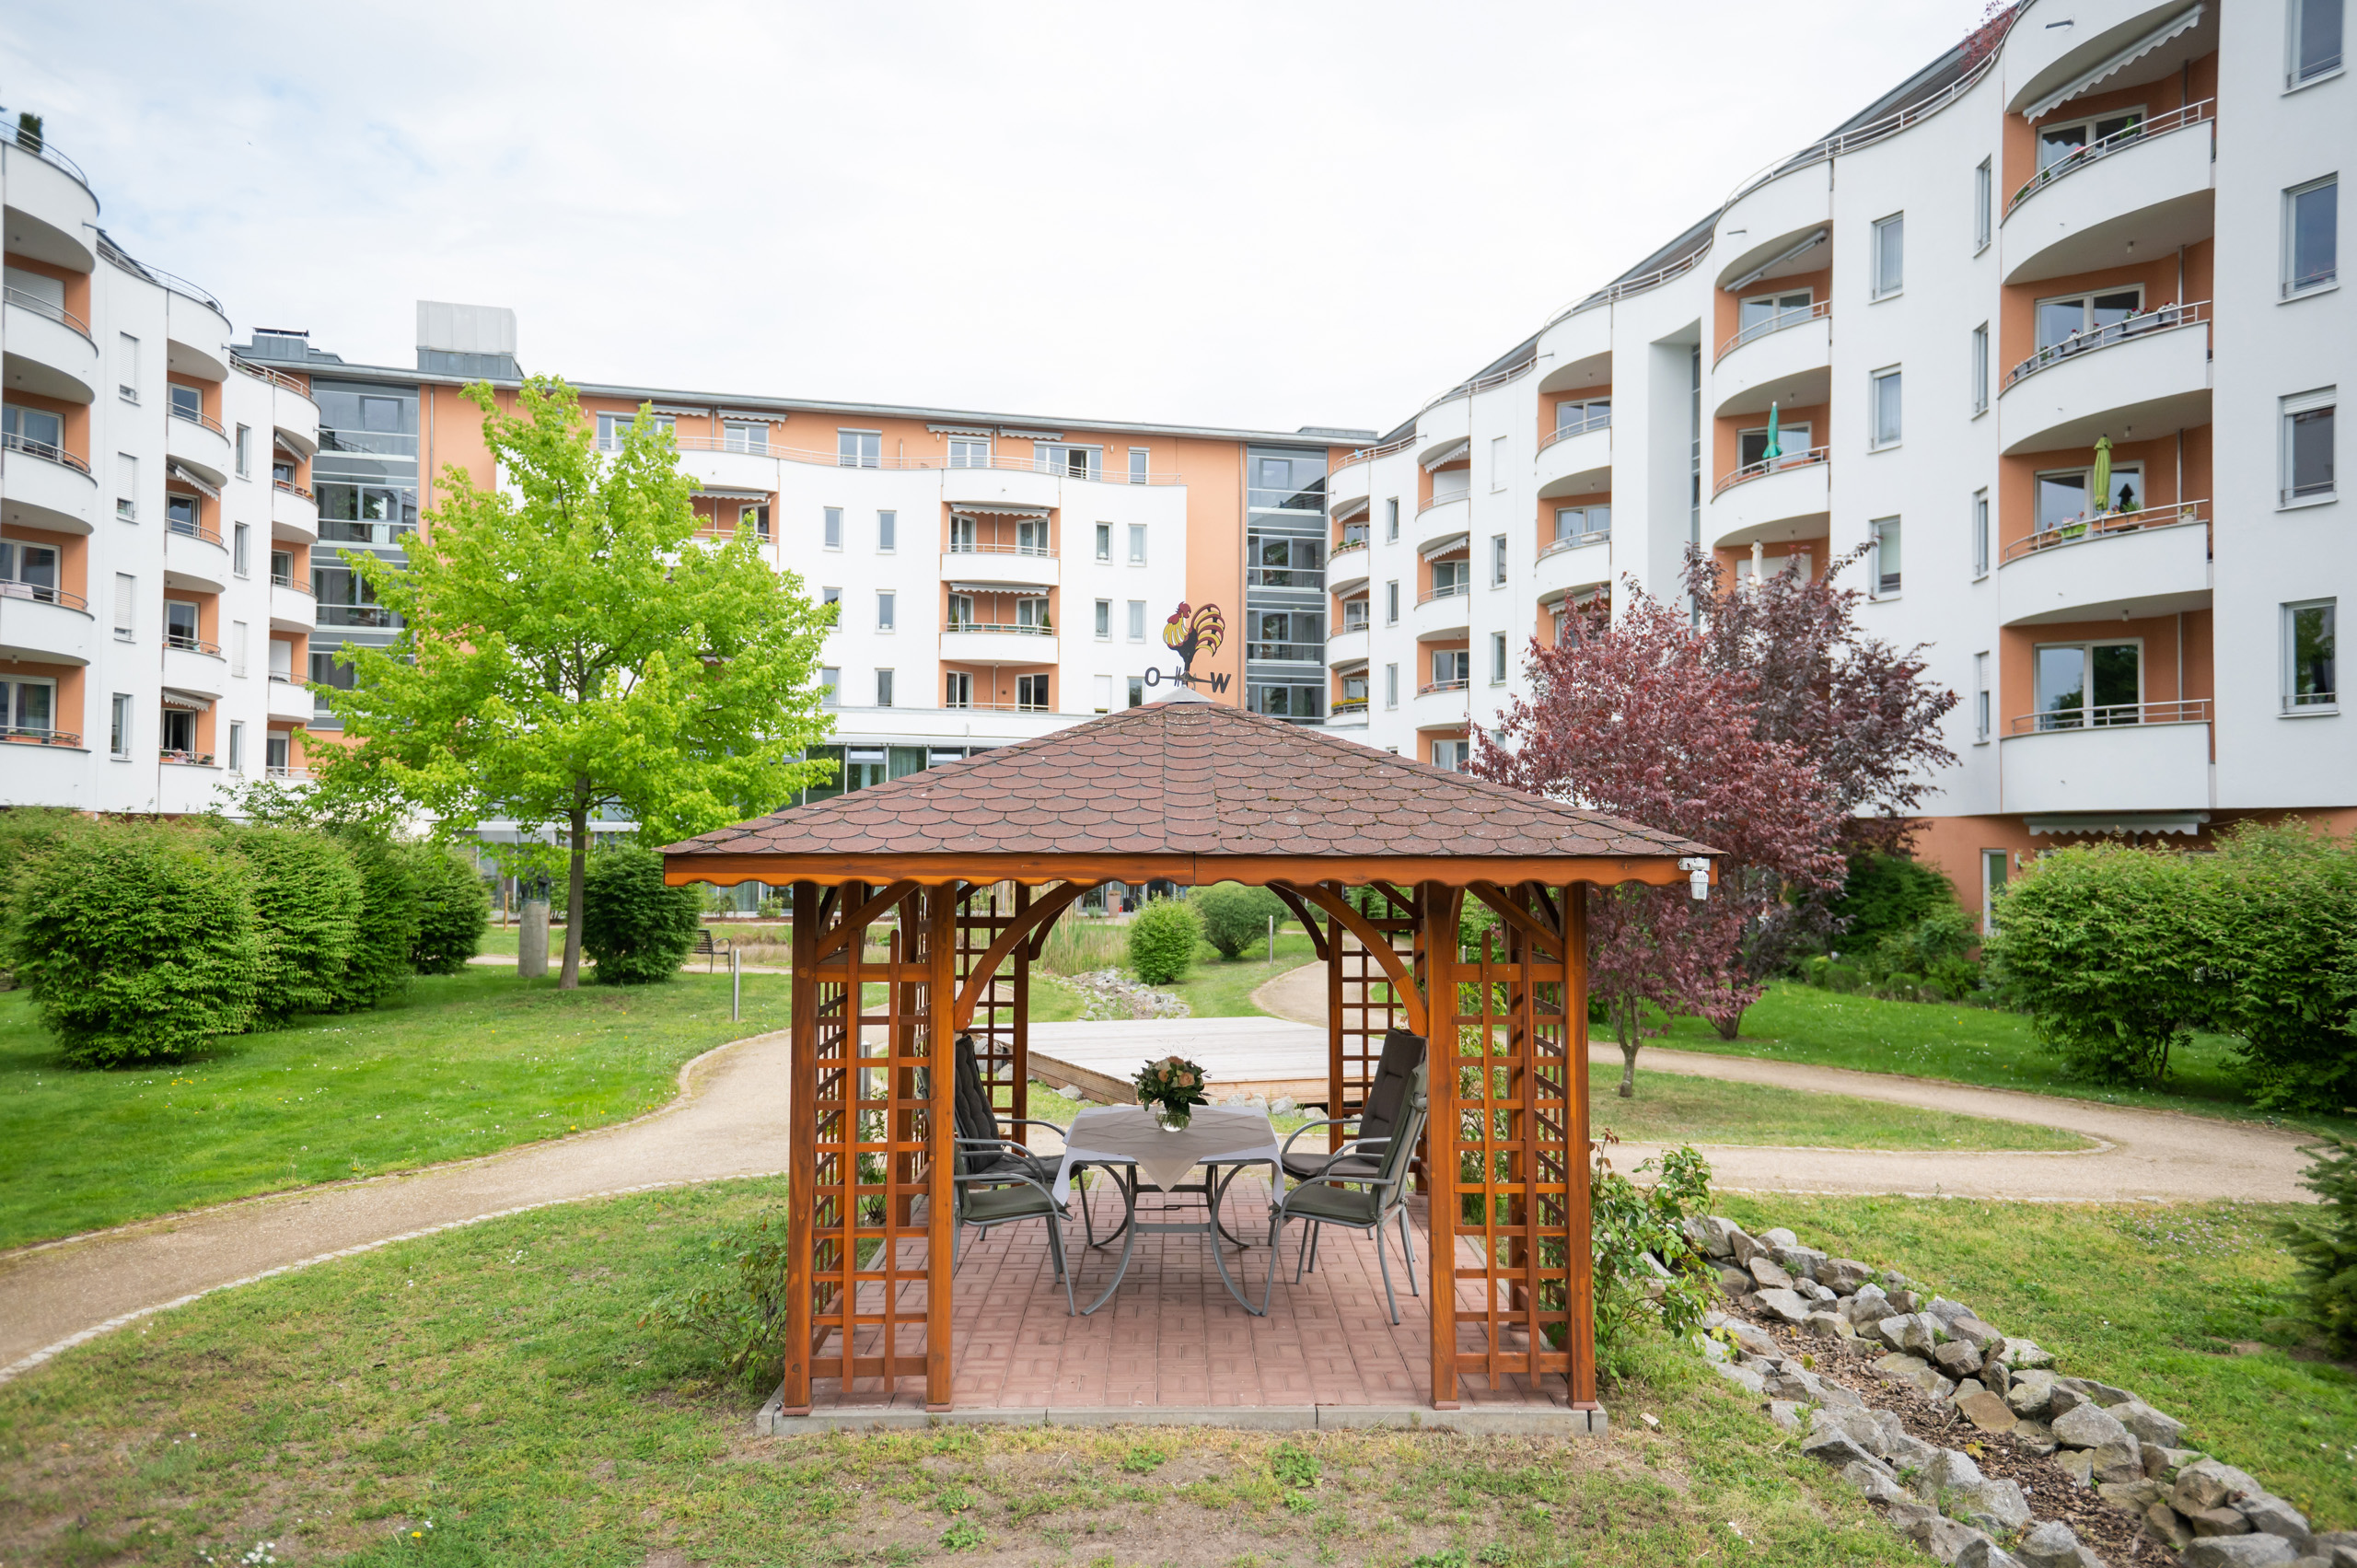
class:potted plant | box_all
[1134,1054,1210,1132]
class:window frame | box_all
[1095,598,1111,640]
[1491,533,1508,586]
[1871,213,1905,299]
[1974,651,1992,742]
[1973,488,1991,579]
[1870,516,1902,598]
[1971,323,1991,414]
[1386,498,1399,542]
[1127,600,1146,642]
[2283,174,2340,297]
[877,509,897,553]
[110,692,133,758]
[822,506,843,550]
[1974,158,1993,252]
[1128,447,1149,484]
[1490,631,1508,684]
[2282,597,2339,712]
[1095,522,1112,562]
[2031,637,2147,729]
[723,420,769,454]
[1980,850,2008,935]
[2282,386,2339,506]
[2290,0,2347,87]
[819,668,841,707]
[876,590,896,632]
[1384,663,1399,709]
[1127,523,1147,565]
[1,674,56,738]
[836,429,883,469]
[234,424,251,478]
[1869,366,1903,450]
[2034,284,2146,351]
[875,668,894,708]
[1385,580,1400,624]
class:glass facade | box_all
[308,378,420,727]
[1243,445,1328,723]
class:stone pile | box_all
[1067,969,1190,1021]
[1684,1214,2345,1568]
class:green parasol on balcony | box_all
[2091,435,2112,515]
[1762,401,1782,462]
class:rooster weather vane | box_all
[1145,602,1229,693]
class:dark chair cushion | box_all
[1356,1028,1426,1147]
[955,1033,1060,1189]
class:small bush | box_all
[1830,853,1957,949]
[0,807,76,946]
[332,833,421,1012]
[7,820,260,1064]
[1190,881,1285,959]
[407,843,491,975]
[582,844,702,984]
[1126,899,1202,986]
[2197,821,2357,1112]
[1590,1143,1713,1375]
[642,1209,790,1384]
[221,824,363,1024]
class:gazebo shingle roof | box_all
[665,697,1713,866]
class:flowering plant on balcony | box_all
[1133,1053,1210,1132]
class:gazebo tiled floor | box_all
[764,1179,1597,1435]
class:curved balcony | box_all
[1536,305,1611,393]
[1712,303,1831,418]
[164,523,231,592]
[2,290,98,402]
[1412,583,1471,642]
[1326,625,1369,668]
[0,584,94,665]
[1535,417,1611,499]
[941,544,1058,590]
[2003,0,2210,118]
[1708,447,1831,550]
[1413,396,1470,468]
[162,640,226,698]
[1533,533,1612,604]
[267,675,314,723]
[1326,538,1369,582]
[270,578,317,632]
[1999,702,2212,816]
[938,625,1058,664]
[1712,162,1831,289]
[166,407,233,485]
[1413,494,1469,551]
[2,136,99,272]
[2003,102,2214,285]
[1411,680,1469,731]
[236,359,322,456]
[165,286,233,381]
[1999,301,2210,456]
[941,465,1061,513]
[157,758,228,815]
[1327,697,1369,728]
[1328,457,1371,513]
[1997,500,2211,626]
[271,480,319,542]
[0,734,89,805]
[0,433,96,533]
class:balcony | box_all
[1411,680,1469,730]
[166,404,232,484]
[272,480,319,542]
[2,134,100,272]
[1412,582,1471,641]
[2000,702,2211,815]
[1327,697,1369,727]
[941,542,1058,589]
[165,285,233,381]
[1328,537,1368,579]
[235,357,320,456]
[1414,493,1469,551]
[0,430,97,532]
[1998,500,2212,626]
[1712,303,1831,419]
[1709,447,1830,550]
[157,757,227,815]
[270,577,316,632]
[2,287,99,402]
[2000,301,2211,456]
[267,675,313,723]
[162,639,226,698]
[1414,396,1471,468]
[0,733,90,806]
[1535,413,1611,499]
[939,624,1057,664]
[941,464,1062,513]
[1533,532,1612,603]
[1712,163,1832,290]
[2003,102,2214,285]
[0,583,93,664]
[164,522,230,592]
[1247,640,1324,666]
[1328,456,1371,512]
[1326,625,1369,667]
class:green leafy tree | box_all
[407,842,493,975]
[319,377,836,987]
[2283,1136,2357,1354]
[581,843,703,984]
[1190,882,1286,960]
[1127,899,1202,986]
[1829,852,1958,952]
[220,824,363,1024]
[2197,820,2357,1110]
[332,833,421,1012]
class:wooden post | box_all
[782,879,819,1415]
[925,883,959,1411]
[1419,880,1461,1410]
[1011,881,1030,1122]
[1564,882,1598,1411]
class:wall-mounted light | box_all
[1679,856,1713,901]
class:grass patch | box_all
[1717,1192,2357,1528]
[0,970,791,1249]
[0,1177,1921,1567]
[1594,1067,2086,1152]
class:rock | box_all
[2182,1537,2298,1568]
[1681,1214,1725,1257]
[2091,1439,2146,1484]
[1955,1477,2034,1531]
[1873,1352,1953,1398]
[1999,1336,2054,1369]
[2049,1385,2091,1419]
[1724,1319,1779,1358]
[2100,1479,2160,1511]
[1820,1257,1874,1294]
[1844,1458,1910,1504]
[2176,1458,2266,1513]
[1844,1283,1895,1325]
[1748,1255,1797,1292]
[1712,1361,1768,1395]
[1759,1226,1798,1248]
[1716,1266,1752,1298]
[1935,1340,1985,1376]
[2057,1376,2139,1408]
[2005,1368,2056,1416]
[2057,1448,2094,1487]
[1882,1422,1940,1469]
[2017,1520,2096,1568]
[1956,1541,2028,1568]
[1800,1279,1839,1303]
[1949,1317,2004,1352]
[2146,1504,2198,1551]
[1956,1377,1988,1400]
[2011,1417,2056,1455]
[1887,1501,1941,1535]
[1766,1400,1806,1433]
[1800,1426,1879,1469]
[1888,1287,1923,1313]
[2314,1532,2357,1568]
[1698,1333,1730,1363]
[1914,1446,1987,1497]
[1755,1287,1812,1325]
[1981,1359,2013,1395]
[2146,1445,2205,1479]
[2185,1505,2257,1537]
[2052,1401,2133,1450]
[1817,1376,1866,1409]
[1955,1389,2018,1434]
[2104,1397,2186,1447]
[1803,1310,1846,1339]
[1911,1516,1996,1565]
[1922,1295,1975,1327]
[1888,1313,1943,1355]
[1728,1228,1769,1267]
[2242,1493,2316,1555]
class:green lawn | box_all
[0,970,791,1250]
[1591,1065,2084,1151]
[1717,1192,2356,1530]
[0,1177,1917,1568]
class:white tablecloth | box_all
[1051,1104,1282,1203]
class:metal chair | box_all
[950,1139,1075,1316]
[1276,1028,1425,1292]
[1262,1063,1429,1325]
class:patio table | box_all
[1051,1104,1283,1317]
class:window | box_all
[2285,598,2338,710]
[1973,489,1991,577]
[1385,581,1399,623]
[1129,447,1148,483]
[1491,534,1508,585]
[1872,213,1904,297]
[947,436,990,468]
[1127,524,1146,564]
[1489,435,1508,491]
[1384,663,1399,708]
[946,593,973,630]
[1971,323,1990,413]
[1094,673,1114,713]
[1491,631,1509,683]
[2033,640,2142,729]
[2037,286,2142,351]
[2283,388,2338,504]
[946,671,973,708]
[1095,598,1111,638]
[1127,677,1145,709]
[2036,459,2145,531]
[233,522,250,577]
[115,452,137,521]
[1871,517,1902,596]
[875,669,894,708]
[2286,175,2340,296]
[1386,499,1399,541]
[1016,518,1047,555]
[1,675,52,738]
[723,420,767,453]
[1095,522,1111,562]
[819,667,841,706]
[1870,369,1903,448]
[741,504,770,540]
[1428,648,1469,689]
[1975,158,1993,251]
[837,430,881,469]
[2292,0,2344,84]
[1553,505,1611,543]
[1555,397,1611,433]
[2036,107,2145,177]
[230,620,250,678]
[160,706,196,758]
[1341,597,1369,632]
[166,494,200,536]
[227,721,244,773]
[110,692,133,758]
[877,510,896,552]
[1430,558,1469,597]
[168,383,203,424]
[877,591,895,631]
[1039,444,1098,480]
[117,332,139,401]
[823,507,842,549]
[265,734,289,774]
[1,403,63,456]
[235,424,251,478]
[113,574,135,640]
[1737,422,1812,470]
[595,410,672,450]
[270,550,292,587]
[0,540,59,601]
[1127,601,1146,641]
[1975,652,1992,741]
[1431,738,1468,772]
[1735,291,1811,345]
[1016,595,1049,631]
[165,598,201,651]
[820,587,842,621]
[268,636,292,683]
[1016,674,1050,712]
[1980,850,2008,935]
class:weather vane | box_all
[1144,601,1229,693]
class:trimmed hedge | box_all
[332,834,421,1012]
[2196,821,2357,1110]
[224,824,363,1024]
[581,845,702,984]
[1830,852,1958,950]
[1127,899,1201,986]
[408,844,491,975]
[1190,881,1285,960]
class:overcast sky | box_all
[8,1,1978,435]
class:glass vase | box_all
[1155,1104,1191,1132]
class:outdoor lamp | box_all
[1679,857,1712,901]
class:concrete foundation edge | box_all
[756,1388,1606,1437]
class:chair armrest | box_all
[998,1117,1071,1139]
[955,1134,1039,1160]
[949,1166,1067,1211]
[1278,1116,1357,1158]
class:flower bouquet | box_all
[1134,1054,1210,1132]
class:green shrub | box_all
[1984,842,2208,1085]
[1126,899,1202,986]
[2285,1136,2357,1354]
[581,844,702,984]
[407,843,491,975]
[2197,820,2357,1112]
[1190,881,1285,959]
[642,1208,791,1386]
[1590,1144,1713,1376]
[221,824,362,1024]
[0,807,76,946]
[331,833,421,1012]
[6,820,260,1064]
[1830,853,1957,950]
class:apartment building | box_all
[2,125,323,813]
[1321,0,2351,920]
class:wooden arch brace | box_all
[1285,880,1427,1037]
[1265,884,1329,962]
[952,881,1091,1032]
[812,879,924,963]
[1468,881,1563,962]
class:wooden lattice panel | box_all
[956,882,1024,1117]
[1323,883,1419,1148]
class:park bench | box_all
[693,927,732,971]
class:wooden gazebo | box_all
[663,690,1713,1423]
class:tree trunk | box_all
[1617,996,1639,1098]
[560,804,588,991]
[1713,1005,1746,1041]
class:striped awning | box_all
[948,503,1051,517]
[159,689,214,712]
[2023,5,2204,121]
[1420,532,1470,561]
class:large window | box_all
[2036,460,2144,530]
[1,403,64,457]
[1431,738,1469,772]
[2285,175,2340,296]
[723,420,767,453]
[1428,648,1470,689]
[1872,214,1904,297]
[2292,0,2344,85]
[596,410,672,450]
[2283,389,2338,504]
[1429,558,1469,598]
[165,598,202,652]
[1,676,53,738]
[1553,505,1611,542]
[1735,291,1811,347]
[837,430,881,469]
[1016,674,1049,712]
[1129,447,1148,483]
[1738,424,1812,467]
[2033,641,2142,729]
[2037,286,2142,351]
[1248,610,1323,662]
[2036,107,2143,174]
[1555,397,1611,433]
[1871,368,1903,448]
[948,436,990,468]
[2285,598,2338,710]
[1248,534,1324,587]
[1038,444,1099,480]
[1248,453,1325,511]
[0,540,60,602]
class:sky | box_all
[6,1,1980,436]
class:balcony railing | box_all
[161,749,217,766]
[1417,490,1470,515]
[946,540,1054,557]
[2,285,91,342]
[1248,641,1324,663]
[1538,527,1611,559]
[0,580,88,611]
[1417,582,1470,606]
[274,478,315,502]
[1419,679,1469,696]
[265,764,316,781]
[2,726,80,747]
[1,429,91,474]
[1712,444,1831,499]
[945,699,1055,714]
[167,517,226,547]
[1330,697,1369,716]
[267,672,306,686]
[269,573,315,595]
[165,633,223,656]
[2003,300,2210,392]
[1999,499,2209,565]
[1329,431,1418,470]
[1246,567,1325,589]
[661,436,1183,485]
[1537,408,1615,451]
[170,403,227,438]
[1332,617,1370,637]
[2005,99,2214,218]
[1714,299,1832,366]
[944,621,1053,637]
[233,355,310,396]
[2,111,95,190]
[316,604,400,628]
[2010,698,2211,734]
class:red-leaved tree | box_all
[1472,586,1847,1096]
